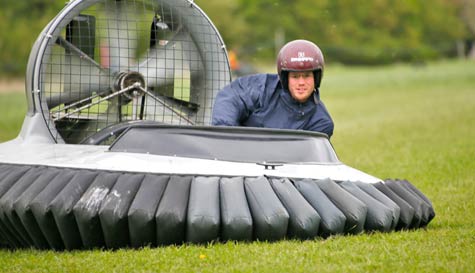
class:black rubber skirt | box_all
[0,163,435,250]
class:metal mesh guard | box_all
[36,0,230,144]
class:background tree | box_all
[0,1,65,76]
[0,0,469,77]
[230,0,466,64]
[453,0,475,58]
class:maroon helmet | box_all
[277,40,325,89]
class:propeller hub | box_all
[116,71,146,90]
[114,71,147,100]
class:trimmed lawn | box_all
[0,60,474,272]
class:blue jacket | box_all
[212,74,334,138]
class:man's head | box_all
[277,40,325,102]
[287,71,315,103]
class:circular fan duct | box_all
[25,0,231,144]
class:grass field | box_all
[0,89,26,141]
[0,60,474,272]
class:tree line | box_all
[0,0,473,76]
[199,0,474,64]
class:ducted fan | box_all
[26,0,231,144]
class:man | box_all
[212,39,334,138]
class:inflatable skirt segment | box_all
[0,163,435,250]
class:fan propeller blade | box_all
[135,30,204,123]
[137,31,203,91]
[47,38,112,108]
[106,0,138,72]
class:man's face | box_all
[287,71,315,103]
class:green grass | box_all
[0,59,474,272]
[0,91,26,141]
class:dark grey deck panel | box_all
[0,163,435,250]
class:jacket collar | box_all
[280,87,320,107]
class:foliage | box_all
[0,0,472,76]
[0,1,66,76]
[0,60,474,272]
[231,0,467,64]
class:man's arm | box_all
[211,83,244,126]
[211,75,265,126]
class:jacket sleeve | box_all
[211,75,263,126]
